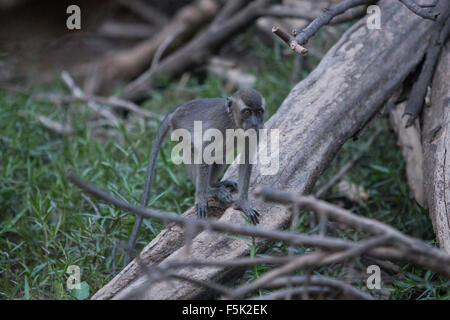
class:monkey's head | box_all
[227,88,265,130]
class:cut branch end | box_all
[272,25,308,56]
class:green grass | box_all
[0,91,190,299]
[0,36,448,300]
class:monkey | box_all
[125,88,265,264]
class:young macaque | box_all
[126,88,265,263]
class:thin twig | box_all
[67,171,360,251]
[61,71,120,126]
[37,114,73,135]
[293,0,374,45]
[122,28,184,98]
[38,93,162,121]
[272,26,308,55]
[265,275,374,300]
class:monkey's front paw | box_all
[219,179,238,192]
[209,186,233,204]
[195,202,208,219]
[234,201,260,225]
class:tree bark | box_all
[423,42,450,254]
[92,0,435,299]
[389,102,426,207]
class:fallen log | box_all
[423,42,450,254]
[121,0,275,100]
[93,0,220,87]
[92,0,435,299]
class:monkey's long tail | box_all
[125,114,171,265]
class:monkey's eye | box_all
[242,109,251,118]
[256,109,263,116]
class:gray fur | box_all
[125,90,265,264]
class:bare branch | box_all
[399,0,439,20]
[264,4,368,24]
[255,187,450,277]
[66,171,360,252]
[293,0,374,46]
[61,71,120,126]
[114,0,169,26]
[272,25,308,55]
[122,28,183,98]
[262,275,374,300]
[274,0,441,55]
[36,93,163,121]
[121,0,276,100]
[214,0,251,24]
[91,0,220,86]
[37,115,72,135]
[404,2,450,126]
[67,171,450,285]
[159,256,295,271]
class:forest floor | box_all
[0,33,449,300]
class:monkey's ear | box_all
[225,97,232,113]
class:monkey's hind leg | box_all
[194,163,211,219]
[233,163,260,225]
